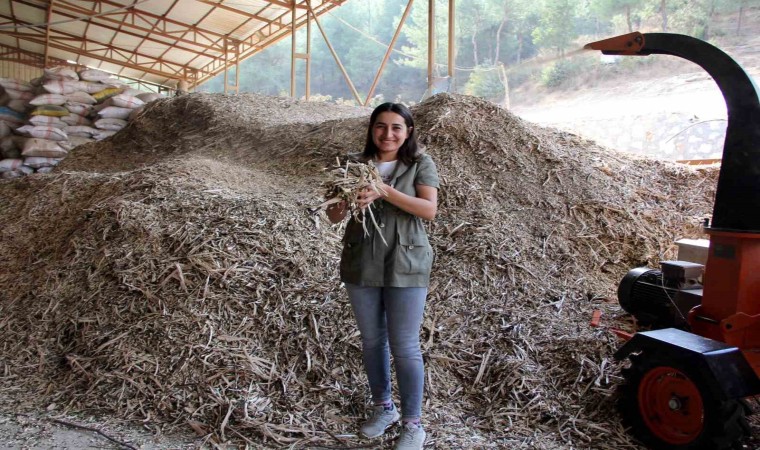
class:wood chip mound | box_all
[3,92,751,449]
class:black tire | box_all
[618,353,749,450]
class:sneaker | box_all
[359,403,400,438]
[394,422,426,450]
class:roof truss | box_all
[0,0,349,88]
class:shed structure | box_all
[1,0,454,102]
[0,0,349,92]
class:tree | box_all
[455,0,504,67]
[463,65,504,101]
[493,0,536,65]
[667,0,735,40]
[399,0,455,76]
[590,0,642,32]
[658,0,669,31]
[532,0,578,55]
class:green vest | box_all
[340,153,440,287]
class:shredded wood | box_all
[0,92,756,449]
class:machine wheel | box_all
[618,353,749,450]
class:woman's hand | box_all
[357,183,388,210]
[357,181,437,221]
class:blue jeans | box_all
[346,284,427,420]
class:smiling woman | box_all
[325,102,439,450]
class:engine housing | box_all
[617,261,704,329]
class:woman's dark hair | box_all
[362,102,420,165]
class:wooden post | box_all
[364,0,414,105]
[305,2,311,100]
[291,1,312,100]
[427,0,435,96]
[223,39,239,94]
[44,0,55,68]
[307,2,362,105]
[234,42,240,93]
[291,2,297,97]
[448,0,455,91]
[223,37,229,93]
[498,63,510,109]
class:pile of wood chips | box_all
[2,92,751,449]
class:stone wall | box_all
[558,111,727,161]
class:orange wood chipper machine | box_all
[585,32,760,450]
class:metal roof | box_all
[0,0,349,88]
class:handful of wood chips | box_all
[317,157,387,242]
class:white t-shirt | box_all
[376,160,398,184]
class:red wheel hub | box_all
[638,366,704,445]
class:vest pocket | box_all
[397,233,432,275]
[340,234,364,280]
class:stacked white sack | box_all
[0,66,165,178]
[0,78,34,178]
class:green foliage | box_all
[463,66,505,99]
[399,0,454,71]
[504,65,537,88]
[539,56,594,87]
[532,0,579,55]
[196,0,757,100]
[667,0,736,39]
[541,60,572,87]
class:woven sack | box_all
[23,156,64,168]
[0,158,24,172]
[30,93,67,106]
[30,105,69,117]
[110,94,144,109]
[94,118,127,131]
[22,138,68,158]
[29,115,66,128]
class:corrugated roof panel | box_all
[15,40,44,55]
[132,43,173,60]
[119,0,175,17]
[113,33,146,48]
[156,48,199,66]
[199,8,254,36]
[65,0,132,10]
[179,32,220,50]
[256,3,289,20]
[228,20,270,42]
[91,60,129,74]
[164,0,215,25]
[229,0,281,15]
[9,2,43,23]
[50,49,83,64]
[52,17,88,38]
[0,36,16,48]
[81,24,119,44]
